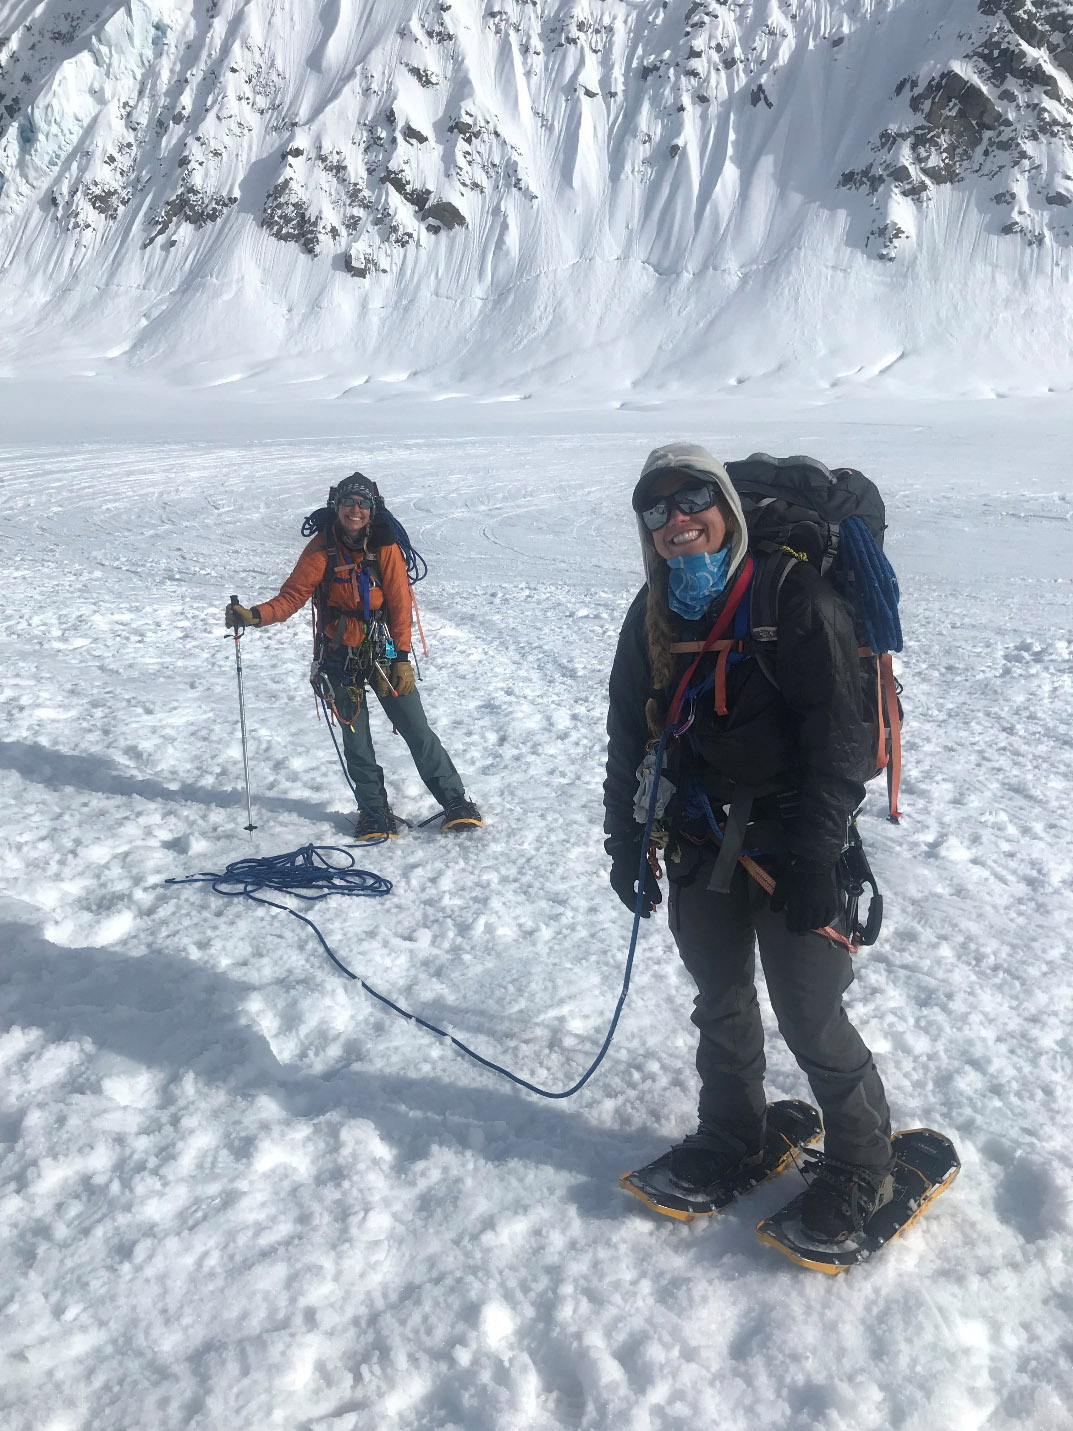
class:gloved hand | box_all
[391,658,415,696]
[770,856,842,933]
[609,845,663,918]
[225,602,260,630]
[373,657,414,697]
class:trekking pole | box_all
[229,595,257,835]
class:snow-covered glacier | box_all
[1,0,1071,391]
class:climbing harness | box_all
[650,543,890,954]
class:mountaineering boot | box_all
[441,795,483,832]
[352,806,398,842]
[621,1100,822,1221]
[667,1123,765,1193]
[798,1157,895,1244]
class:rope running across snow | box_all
[167,735,668,1098]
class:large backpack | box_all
[302,502,430,665]
[724,452,904,825]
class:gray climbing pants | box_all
[327,672,465,815]
[669,856,893,1171]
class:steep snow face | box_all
[1,0,1071,391]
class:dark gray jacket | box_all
[604,558,872,869]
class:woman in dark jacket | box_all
[605,441,894,1244]
[226,471,481,838]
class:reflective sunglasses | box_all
[338,494,374,510]
[639,482,720,533]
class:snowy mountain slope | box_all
[1,0,1072,389]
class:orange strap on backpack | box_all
[880,654,902,822]
[667,557,755,727]
[411,590,429,659]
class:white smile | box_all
[670,528,703,545]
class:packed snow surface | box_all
[1,387,1072,1429]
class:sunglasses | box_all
[640,483,721,532]
[338,495,373,511]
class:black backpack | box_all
[724,453,904,826]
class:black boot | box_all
[667,1123,764,1193]
[798,1157,895,1244]
[353,806,398,842]
[441,795,483,832]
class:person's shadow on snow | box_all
[0,918,655,1215]
[0,738,354,834]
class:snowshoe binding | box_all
[796,1157,895,1244]
[441,795,483,832]
[756,1127,960,1273]
[620,1099,822,1222]
[352,806,398,843]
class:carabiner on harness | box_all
[839,821,883,946]
[633,742,675,850]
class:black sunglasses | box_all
[640,483,721,533]
[337,494,374,510]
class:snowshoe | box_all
[352,806,398,842]
[441,796,483,832]
[620,1099,822,1222]
[756,1127,960,1273]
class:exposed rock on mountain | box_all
[0,1,1070,387]
[841,0,1073,256]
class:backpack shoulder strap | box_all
[315,532,337,613]
[745,548,798,690]
[748,548,797,644]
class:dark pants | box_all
[669,857,892,1171]
[327,672,465,814]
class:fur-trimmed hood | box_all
[632,442,748,587]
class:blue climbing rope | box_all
[166,845,391,982]
[837,515,903,654]
[169,727,669,1100]
[298,505,427,587]
[382,511,428,586]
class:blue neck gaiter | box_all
[667,548,732,620]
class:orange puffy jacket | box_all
[254,530,413,652]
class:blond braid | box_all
[644,559,676,701]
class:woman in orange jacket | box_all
[225,471,482,839]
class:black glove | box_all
[609,845,663,919]
[770,856,842,934]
